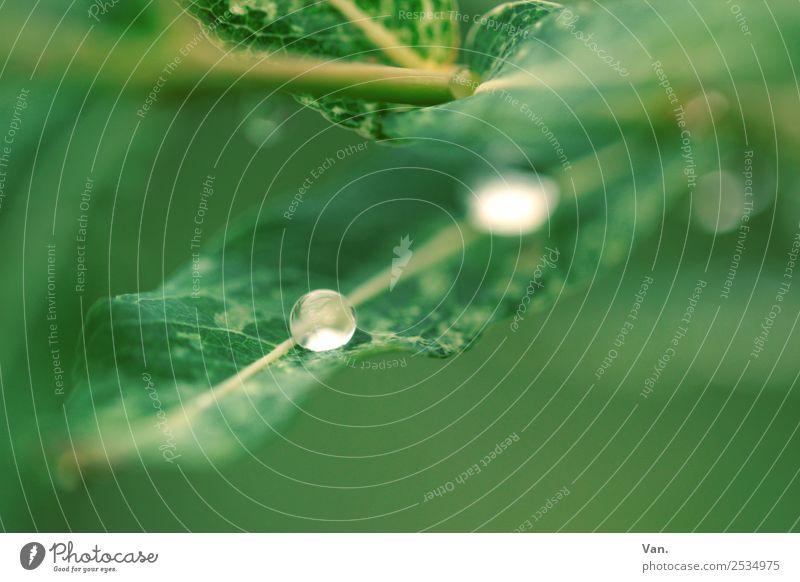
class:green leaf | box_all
[183,0,460,136]
[58,123,708,475]
[465,0,560,79]
[57,168,485,471]
[181,0,799,144]
[56,0,786,477]
[385,0,799,161]
[188,0,459,66]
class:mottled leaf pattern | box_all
[184,0,459,136]
[188,0,458,65]
[465,0,561,79]
[385,0,800,177]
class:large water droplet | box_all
[468,172,559,235]
[290,290,357,352]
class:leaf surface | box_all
[184,0,460,136]
[61,0,775,472]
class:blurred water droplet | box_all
[290,290,357,352]
[243,116,281,148]
[468,172,559,235]
[685,91,730,133]
[693,171,748,233]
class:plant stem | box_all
[2,11,476,105]
[207,55,473,106]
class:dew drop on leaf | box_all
[290,289,357,352]
[468,173,559,235]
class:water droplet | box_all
[243,116,281,147]
[468,172,559,235]
[237,96,289,148]
[290,290,357,352]
[693,171,747,233]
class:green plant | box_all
[50,0,798,479]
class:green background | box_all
[1,0,799,532]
